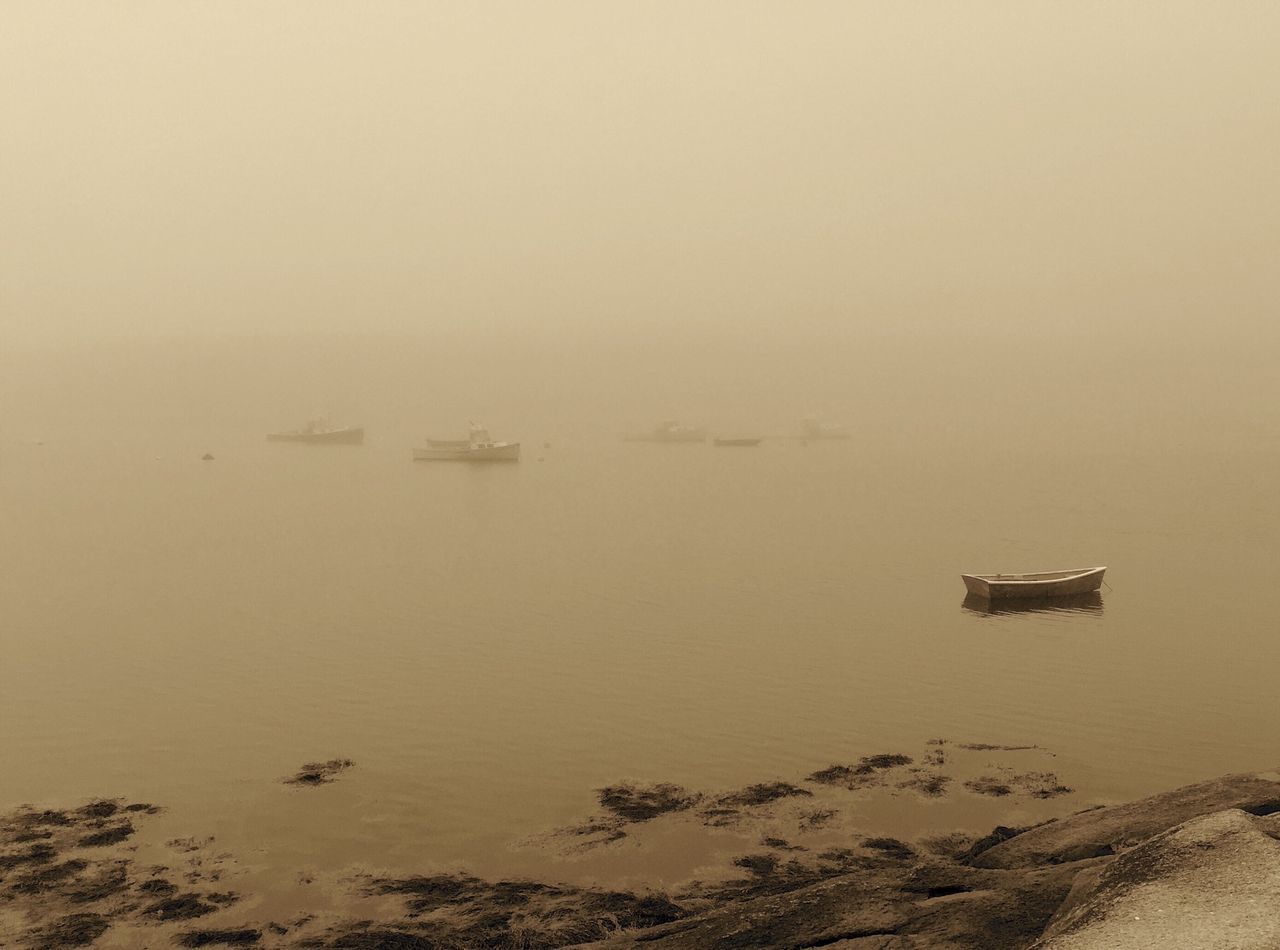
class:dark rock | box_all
[973,770,1280,869]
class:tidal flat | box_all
[0,741,1132,948]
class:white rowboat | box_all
[961,567,1106,600]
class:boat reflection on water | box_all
[962,591,1103,617]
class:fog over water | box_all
[3,0,1280,918]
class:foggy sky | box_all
[3,2,1279,350]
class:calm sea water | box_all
[3,334,1280,895]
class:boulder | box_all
[584,861,1089,949]
[1034,809,1280,949]
[973,770,1280,870]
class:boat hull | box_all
[963,591,1103,615]
[267,427,364,444]
[961,567,1106,600]
[413,443,520,462]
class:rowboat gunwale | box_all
[961,566,1106,600]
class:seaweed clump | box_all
[808,753,914,786]
[898,772,953,797]
[361,872,687,947]
[718,782,813,807]
[965,771,1072,799]
[859,753,913,771]
[78,820,135,847]
[597,782,699,821]
[285,759,355,786]
[146,893,220,920]
[27,912,109,949]
[965,776,1014,797]
[957,742,1037,751]
[176,928,263,947]
[863,837,916,861]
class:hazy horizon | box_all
[4,1,1278,351]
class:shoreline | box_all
[4,758,1277,948]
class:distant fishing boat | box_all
[413,424,520,462]
[800,418,851,440]
[961,567,1106,600]
[624,421,708,443]
[713,437,762,447]
[267,419,364,444]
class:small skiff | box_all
[961,566,1106,600]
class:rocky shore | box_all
[4,761,1279,948]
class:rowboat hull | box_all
[961,567,1106,600]
[413,442,520,462]
[267,426,364,444]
